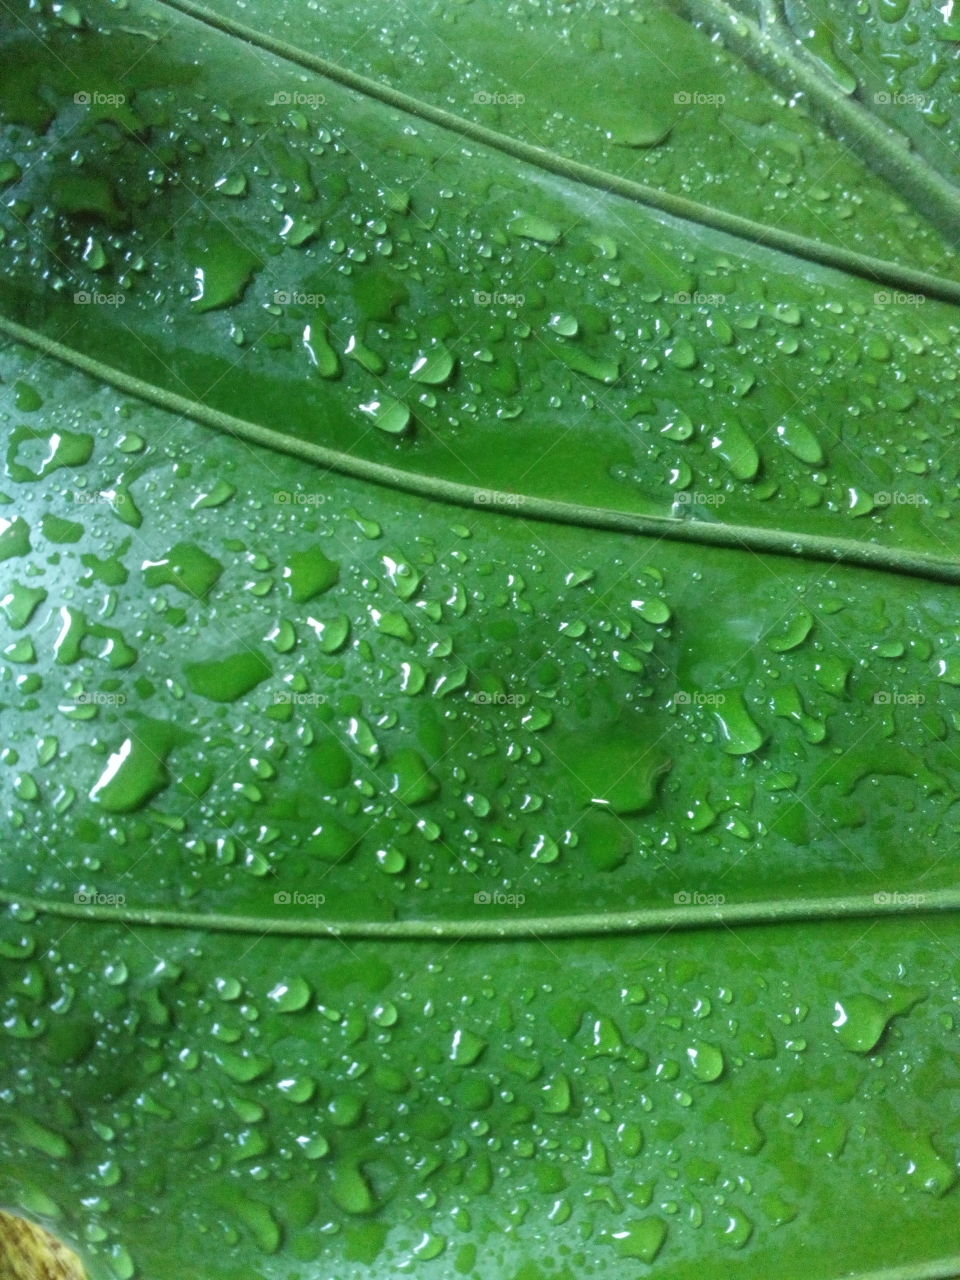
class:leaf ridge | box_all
[4,886,960,939]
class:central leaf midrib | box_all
[147,0,960,306]
[3,312,960,588]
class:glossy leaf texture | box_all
[2,1,960,1277]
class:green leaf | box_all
[3,1,960,1277]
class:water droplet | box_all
[89,724,172,812]
[185,651,272,702]
[509,214,561,243]
[714,692,765,755]
[143,543,223,599]
[687,1040,725,1081]
[631,596,671,625]
[376,846,407,874]
[410,344,455,385]
[548,313,578,336]
[188,226,262,312]
[385,748,438,805]
[267,977,312,1012]
[613,1217,667,1262]
[359,395,411,435]
[192,480,236,510]
[450,1028,487,1065]
[709,419,759,481]
[283,546,339,602]
[775,416,824,465]
[768,608,814,652]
